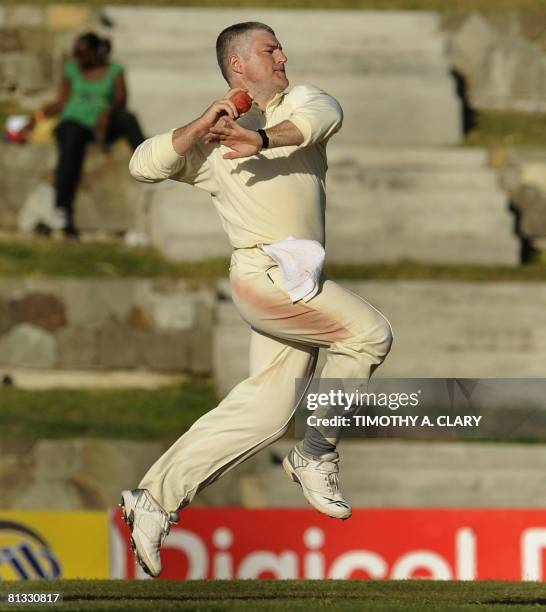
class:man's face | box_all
[238,30,288,93]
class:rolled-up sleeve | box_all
[129,128,187,183]
[129,128,216,193]
[287,85,343,147]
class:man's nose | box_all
[275,49,288,64]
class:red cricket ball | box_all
[232,91,253,115]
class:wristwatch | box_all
[257,128,269,150]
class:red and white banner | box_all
[111,508,546,581]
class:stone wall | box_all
[0,4,95,104]
[0,274,539,379]
[501,148,546,250]
[3,438,546,510]
[0,278,213,374]
[447,12,546,112]
[1,141,150,235]
[2,276,546,379]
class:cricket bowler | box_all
[121,21,393,577]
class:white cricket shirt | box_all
[129,84,343,248]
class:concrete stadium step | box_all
[324,87,461,145]
[145,178,518,263]
[328,189,510,211]
[106,14,444,46]
[300,54,449,76]
[327,211,515,238]
[104,8,445,51]
[107,4,511,262]
[325,236,520,265]
[127,74,461,146]
[328,169,501,191]
[328,146,491,168]
[147,186,231,260]
[106,39,447,81]
[327,191,515,237]
[262,440,546,508]
[116,53,448,77]
[323,74,456,95]
[103,6,462,146]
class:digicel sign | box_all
[111,509,546,581]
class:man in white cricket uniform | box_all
[121,22,393,577]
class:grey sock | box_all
[303,426,336,458]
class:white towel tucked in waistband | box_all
[259,235,325,303]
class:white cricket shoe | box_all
[119,489,179,577]
[283,442,352,520]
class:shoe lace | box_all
[139,491,175,541]
[318,457,340,494]
[326,472,340,493]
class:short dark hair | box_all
[76,32,101,51]
[75,31,111,58]
[216,22,275,83]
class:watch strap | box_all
[257,128,269,149]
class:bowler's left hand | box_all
[204,117,262,160]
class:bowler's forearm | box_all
[264,120,304,148]
[172,119,209,156]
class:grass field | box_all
[2,237,546,282]
[2,579,546,611]
[0,239,229,280]
[466,110,546,148]
[0,380,217,440]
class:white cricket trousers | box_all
[139,246,393,512]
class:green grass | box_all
[0,240,230,280]
[2,579,546,611]
[2,238,546,282]
[326,260,546,282]
[0,381,217,440]
[466,109,546,148]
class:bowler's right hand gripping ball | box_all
[233,91,253,115]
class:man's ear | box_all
[228,53,244,77]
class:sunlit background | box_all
[2,0,546,592]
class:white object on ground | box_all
[5,115,31,133]
[18,182,56,233]
[125,230,150,247]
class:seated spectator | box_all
[30,32,145,238]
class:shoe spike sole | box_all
[129,535,153,577]
[119,496,154,576]
[118,496,134,530]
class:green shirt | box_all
[60,59,124,129]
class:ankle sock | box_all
[302,427,336,458]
